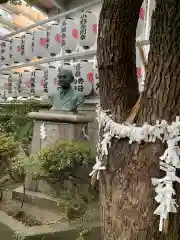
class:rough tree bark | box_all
[97,0,180,240]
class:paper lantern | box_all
[79,11,97,49]
[44,65,57,95]
[8,72,19,97]
[72,60,93,96]
[136,2,145,38]
[19,70,31,97]
[93,61,99,95]
[47,23,62,56]
[61,18,78,53]
[0,40,11,65]
[136,47,145,92]
[31,68,45,96]
[0,74,9,98]
[32,28,48,58]
[21,33,34,61]
[11,37,24,63]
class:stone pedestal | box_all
[25,110,92,193]
[78,98,99,149]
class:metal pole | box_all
[0,0,103,40]
[0,50,97,72]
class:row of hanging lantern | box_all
[0,51,145,99]
[0,11,98,66]
[0,60,99,99]
[0,3,146,97]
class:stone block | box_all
[0,210,100,240]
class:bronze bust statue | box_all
[51,69,85,112]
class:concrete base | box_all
[12,186,60,211]
[0,210,100,240]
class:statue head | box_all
[57,69,74,89]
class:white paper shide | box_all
[40,122,47,140]
[91,105,180,232]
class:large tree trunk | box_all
[97,0,180,240]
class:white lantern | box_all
[136,2,145,38]
[33,29,48,58]
[136,47,145,92]
[0,40,11,65]
[0,74,9,98]
[32,68,45,96]
[93,61,99,95]
[11,37,24,63]
[72,60,93,96]
[19,70,31,97]
[79,11,97,49]
[44,65,57,95]
[47,23,62,56]
[8,72,19,97]
[61,18,78,53]
[21,33,34,61]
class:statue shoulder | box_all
[74,91,85,105]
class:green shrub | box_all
[27,140,98,220]
[0,133,19,177]
[29,140,94,182]
[0,102,50,154]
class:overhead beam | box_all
[0,50,97,73]
[0,0,102,40]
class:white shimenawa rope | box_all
[90,104,180,231]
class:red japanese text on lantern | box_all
[55,34,61,43]
[26,81,30,89]
[72,29,78,39]
[137,67,142,78]
[92,24,97,34]
[88,72,94,82]
[41,79,44,87]
[17,46,21,52]
[39,38,47,46]
[4,82,8,89]
[139,8,144,20]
